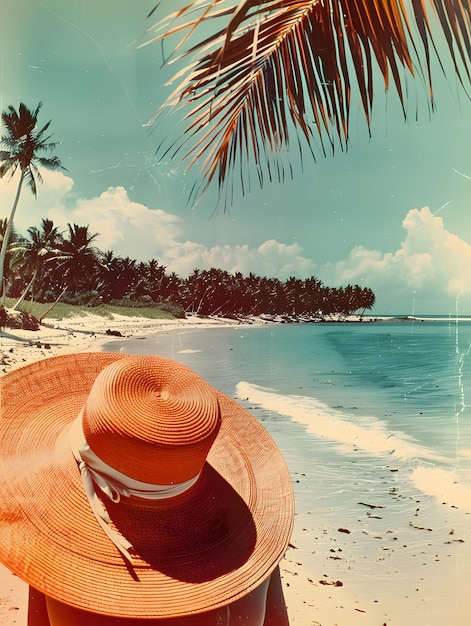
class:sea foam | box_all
[412,466,471,511]
[236,381,444,463]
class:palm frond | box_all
[0,157,18,179]
[23,165,39,196]
[0,102,66,175]
[149,0,471,208]
[37,155,68,170]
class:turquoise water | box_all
[103,320,471,623]
[105,319,471,508]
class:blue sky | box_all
[1,0,471,314]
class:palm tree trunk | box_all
[39,285,68,322]
[12,268,37,310]
[0,170,24,298]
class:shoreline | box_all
[0,312,246,374]
[1,313,471,625]
[0,312,258,625]
[2,310,470,375]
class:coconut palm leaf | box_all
[148,0,471,207]
[0,103,65,195]
[0,102,65,296]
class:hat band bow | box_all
[69,414,200,565]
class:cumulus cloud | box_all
[3,169,469,313]
[321,206,471,313]
[0,171,315,279]
[172,239,316,278]
[48,185,183,257]
[0,169,75,234]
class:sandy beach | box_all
[0,313,246,625]
[0,312,248,375]
[1,313,470,625]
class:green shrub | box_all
[60,291,102,307]
[155,301,186,319]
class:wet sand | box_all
[101,324,471,626]
[1,315,470,624]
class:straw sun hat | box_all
[0,352,294,619]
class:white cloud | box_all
[48,185,183,258]
[172,240,316,279]
[257,240,316,277]
[0,171,315,279]
[0,169,74,233]
[3,170,469,313]
[320,206,471,313]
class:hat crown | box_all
[0,352,294,619]
[81,356,221,484]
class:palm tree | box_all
[95,250,122,301]
[149,0,471,207]
[114,256,139,300]
[358,286,376,317]
[0,102,65,296]
[9,218,64,309]
[52,223,101,295]
[0,217,21,309]
[0,217,18,305]
[134,259,168,301]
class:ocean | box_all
[102,319,471,625]
[104,319,471,502]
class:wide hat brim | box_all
[0,352,294,619]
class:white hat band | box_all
[69,413,200,565]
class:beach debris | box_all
[319,579,343,586]
[329,548,343,560]
[106,329,124,337]
[338,528,351,534]
[358,501,385,509]
[2,309,40,331]
[409,522,433,531]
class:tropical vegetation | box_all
[0,102,65,295]
[149,0,471,207]
[3,216,375,322]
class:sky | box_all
[1,0,471,315]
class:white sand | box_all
[0,312,247,375]
[0,313,247,624]
[1,313,470,625]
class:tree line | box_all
[2,216,376,319]
[0,102,375,321]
